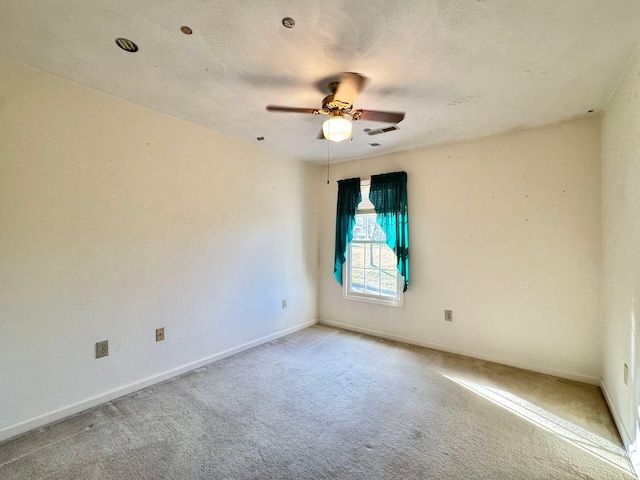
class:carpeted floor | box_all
[0,325,635,479]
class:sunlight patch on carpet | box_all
[444,375,634,475]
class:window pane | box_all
[381,246,396,269]
[350,268,365,293]
[354,213,387,242]
[365,215,376,240]
[365,269,381,295]
[380,270,397,297]
[345,189,403,306]
[366,243,383,268]
[370,221,385,241]
[351,244,364,268]
[352,215,367,241]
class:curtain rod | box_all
[335,171,407,184]
[335,178,371,183]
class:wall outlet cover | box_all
[156,328,165,342]
[96,340,109,359]
[445,310,453,321]
[282,299,287,309]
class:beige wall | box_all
[602,43,640,469]
[0,57,318,440]
[0,53,614,447]
[318,116,602,383]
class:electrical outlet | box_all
[282,299,287,309]
[156,328,165,342]
[444,310,453,322]
[624,363,629,386]
[96,340,109,359]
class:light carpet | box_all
[0,325,634,479]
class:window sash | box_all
[345,241,404,307]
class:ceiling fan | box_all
[266,72,405,142]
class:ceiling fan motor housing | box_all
[322,94,352,114]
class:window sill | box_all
[343,292,404,308]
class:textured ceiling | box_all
[1,0,639,163]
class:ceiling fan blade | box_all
[266,106,317,114]
[357,110,405,124]
[333,73,367,108]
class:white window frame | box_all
[343,182,404,308]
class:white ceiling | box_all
[1,0,639,163]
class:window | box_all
[344,184,404,307]
[333,172,409,302]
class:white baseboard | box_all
[600,381,631,446]
[600,381,640,478]
[320,319,601,386]
[0,319,318,443]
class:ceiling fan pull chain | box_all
[327,141,330,184]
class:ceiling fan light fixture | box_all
[323,115,352,142]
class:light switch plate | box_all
[444,310,453,322]
[156,328,165,342]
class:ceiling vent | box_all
[367,125,400,136]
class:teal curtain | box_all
[334,178,361,285]
[369,171,409,292]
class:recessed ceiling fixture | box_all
[115,38,138,53]
[369,143,381,147]
[181,26,192,35]
[282,17,295,28]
